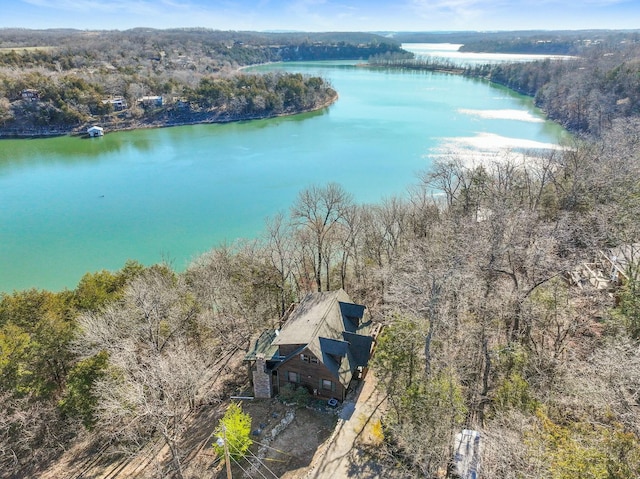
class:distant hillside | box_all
[389,29,640,55]
[0,28,404,137]
[0,28,403,62]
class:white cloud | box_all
[530,0,629,6]
[20,0,245,30]
[15,0,640,31]
[23,0,158,15]
[407,0,492,29]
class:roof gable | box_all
[339,301,365,331]
[343,331,374,367]
[318,337,349,357]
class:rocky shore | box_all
[0,92,338,139]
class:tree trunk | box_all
[424,324,433,378]
[316,247,322,292]
[478,336,491,425]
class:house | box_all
[244,289,374,401]
[138,95,164,107]
[101,97,128,111]
[87,125,104,137]
[21,89,39,101]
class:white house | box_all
[87,126,104,137]
[138,95,164,107]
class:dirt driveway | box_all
[237,398,337,478]
[283,371,388,479]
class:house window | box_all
[320,379,335,391]
[301,353,319,364]
[287,371,300,383]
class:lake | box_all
[405,42,574,66]
[0,47,567,293]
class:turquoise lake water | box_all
[0,52,567,293]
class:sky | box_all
[1,0,639,32]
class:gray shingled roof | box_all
[273,289,373,388]
[272,289,352,346]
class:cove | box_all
[0,57,567,293]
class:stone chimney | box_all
[252,354,272,399]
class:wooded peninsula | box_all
[2,28,640,479]
[0,29,405,137]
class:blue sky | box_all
[1,0,639,32]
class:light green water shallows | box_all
[0,56,567,293]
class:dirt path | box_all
[285,372,387,479]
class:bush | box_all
[212,403,253,460]
[278,383,310,407]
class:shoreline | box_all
[0,91,338,140]
[236,61,282,71]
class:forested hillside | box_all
[391,29,639,55]
[476,42,640,135]
[0,29,402,136]
[372,31,640,137]
[2,30,640,479]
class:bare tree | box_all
[336,203,365,291]
[263,212,296,316]
[480,411,547,479]
[290,182,352,292]
[186,242,280,333]
[0,393,71,477]
[79,267,219,479]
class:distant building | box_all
[569,243,640,290]
[21,89,39,101]
[87,126,104,137]
[101,97,128,111]
[244,289,374,401]
[138,95,164,107]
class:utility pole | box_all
[217,425,233,479]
